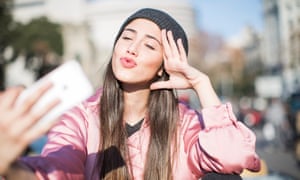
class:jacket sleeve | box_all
[21,103,89,180]
[183,103,261,176]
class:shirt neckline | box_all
[125,118,144,137]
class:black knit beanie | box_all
[114,8,189,55]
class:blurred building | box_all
[198,24,262,98]
[11,0,199,87]
[227,26,262,74]
[262,0,281,72]
[262,0,300,97]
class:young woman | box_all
[1,8,261,180]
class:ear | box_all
[157,68,163,77]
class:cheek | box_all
[141,55,163,76]
[113,42,124,58]
[111,45,123,71]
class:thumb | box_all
[150,81,172,90]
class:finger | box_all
[23,115,61,146]
[167,31,180,58]
[0,87,26,128]
[9,98,60,137]
[161,29,172,59]
[0,82,54,128]
[17,81,53,115]
[162,54,169,70]
[0,87,24,108]
[177,39,187,62]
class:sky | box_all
[191,0,263,40]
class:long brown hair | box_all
[97,58,179,180]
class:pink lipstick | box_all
[120,57,137,68]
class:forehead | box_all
[124,18,161,35]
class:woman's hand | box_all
[150,30,221,107]
[150,30,204,90]
[0,83,59,175]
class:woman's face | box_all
[112,18,163,90]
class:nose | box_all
[127,42,138,56]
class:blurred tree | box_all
[17,16,64,79]
[0,0,63,89]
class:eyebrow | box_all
[123,28,162,45]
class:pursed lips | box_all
[120,57,137,68]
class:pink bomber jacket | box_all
[22,89,261,179]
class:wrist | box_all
[190,73,210,91]
[192,75,221,108]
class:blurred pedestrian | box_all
[263,98,289,148]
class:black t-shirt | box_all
[125,119,144,137]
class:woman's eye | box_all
[122,36,132,40]
[145,44,155,50]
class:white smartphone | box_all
[16,60,94,129]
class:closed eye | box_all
[145,44,155,50]
[122,36,132,40]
